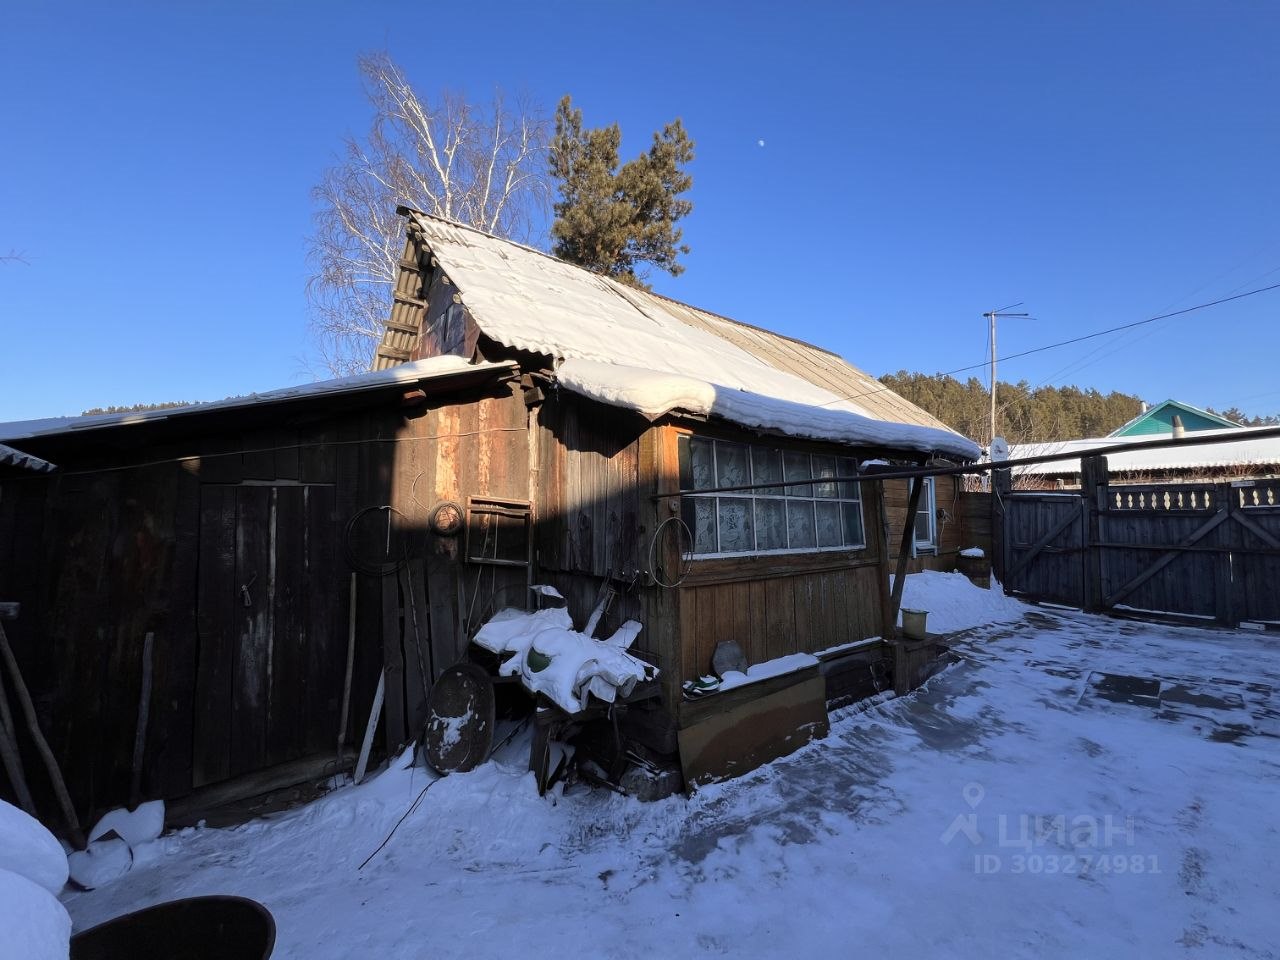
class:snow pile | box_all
[893,570,1025,633]
[719,652,819,691]
[473,608,656,713]
[60,614,1280,959]
[0,801,70,960]
[68,800,166,890]
[959,546,985,558]
[558,358,980,461]
[0,799,68,894]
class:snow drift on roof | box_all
[0,357,515,442]
[407,214,978,459]
[558,359,981,460]
[1012,425,1280,474]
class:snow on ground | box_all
[62,579,1280,958]
[895,569,1025,633]
[1,800,71,959]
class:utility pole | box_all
[982,303,1031,448]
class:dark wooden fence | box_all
[998,458,1280,626]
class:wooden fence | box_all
[998,457,1280,626]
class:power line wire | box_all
[823,279,1280,409]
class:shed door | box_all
[193,484,340,788]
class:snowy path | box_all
[65,607,1280,958]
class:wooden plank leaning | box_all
[0,620,87,848]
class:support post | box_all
[992,466,1011,587]
[1081,456,1107,612]
[888,473,926,632]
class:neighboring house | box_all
[0,210,981,823]
[1109,399,1241,437]
[1011,424,1280,489]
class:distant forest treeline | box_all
[878,370,1277,444]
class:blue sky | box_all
[2,2,1278,424]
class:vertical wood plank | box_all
[193,485,236,787]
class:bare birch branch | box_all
[307,52,550,374]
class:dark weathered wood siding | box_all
[0,378,530,824]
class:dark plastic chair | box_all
[70,895,276,960]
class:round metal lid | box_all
[421,663,496,775]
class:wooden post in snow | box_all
[1080,456,1107,613]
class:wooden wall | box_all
[0,379,531,827]
[884,476,992,573]
[661,425,894,686]
[533,393,660,661]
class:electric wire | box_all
[818,280,1280,410]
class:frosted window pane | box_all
[690,438,715,490]
[787,500,816,548]
[815,501,843,547]
[813,455,838,498]
[838,458,860,499]
[752,447,783,495]
[842,502,865,546]
[718,498,754,553]
[755,500,786,550]
[716,442,750,489]
[783,452,812,498]
[693,498,717,554]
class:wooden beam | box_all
[1231,509,1280,550]
[1005,507,1082,585]
[1104,508,1231,608]
[887,476,925,630]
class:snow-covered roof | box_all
[0,443,55,473]
[559,360,976,459]
[0,357,515,443]
[1011,425,1280,475]
[398,213,979,461]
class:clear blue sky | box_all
[2,2,1278,425]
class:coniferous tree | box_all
[549,96,694,287]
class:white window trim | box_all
[682,437,867,559]
[912,477,937,555]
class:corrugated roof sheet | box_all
[1012,425,1280,475]
[0,357,516,442]
[0,443,55,473]
[392,212,974,458]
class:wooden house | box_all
[1109,399,1241,437]
[0,211,980,826]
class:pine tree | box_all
[549,96,694,288]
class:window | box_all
[679,436,865,557]
[912,477,936,553]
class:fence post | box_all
[992,466,1010,588]
[1215,482,1237,627]
[1081,456,1107,612]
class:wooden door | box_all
[193,484,340,788]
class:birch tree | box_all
[309,52,550,374]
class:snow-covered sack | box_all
[474,608,656,713]
[67,800,166,890]
[0,800,71,960]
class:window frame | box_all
[912,476,937,555]
[679,435,867,560]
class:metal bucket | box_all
[901,608,929,641]
[70,895,275,960]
